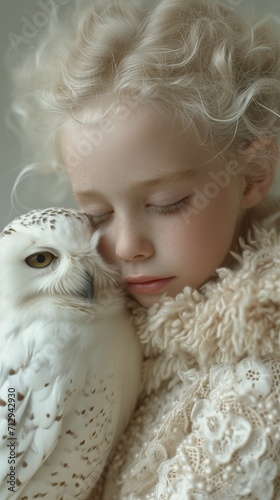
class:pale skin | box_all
[60,105,276,308]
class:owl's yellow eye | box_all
[25,252,56,268]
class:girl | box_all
[9,0,280,498]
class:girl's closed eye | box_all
[149,195,192,215]
[86,195,192,225]
[86,211,113,224]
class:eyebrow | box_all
[73,168,196,201]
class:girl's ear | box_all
[240,136,279,209]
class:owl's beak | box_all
[81,273,94,302]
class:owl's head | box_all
[0,208,120,319]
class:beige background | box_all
[1,0,280,229]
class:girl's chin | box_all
[129,290,173,308]
[133,295,163,308]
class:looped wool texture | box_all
[96,201,280,500]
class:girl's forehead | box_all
[60,106,231,199]
[62,104,174,140]
[60,104,211,165]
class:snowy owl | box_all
[0,207,142,499]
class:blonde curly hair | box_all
[9,0,280,178]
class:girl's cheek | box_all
[98,233,116,265]
[98,237,109,260]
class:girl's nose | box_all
[115,218,154,262]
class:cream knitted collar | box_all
[129,202,280,395]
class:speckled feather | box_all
[0,208,142,499]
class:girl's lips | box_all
[125,277,174,294]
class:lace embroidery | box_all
[104,358,280,500]
[234,358,272,395]
[191,400,251,464]
[234,458,278,499]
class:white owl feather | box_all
[0,208,142,499]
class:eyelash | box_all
[89,213,112,224]
[151,196,191,215]
[88,196,191,224]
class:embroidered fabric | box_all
[103,357,280,500]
